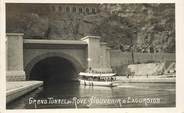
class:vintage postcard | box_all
[1,0,184,113]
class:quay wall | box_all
[6,81,43,103]
[110,50,175,75]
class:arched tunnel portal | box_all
[25,53,85,87]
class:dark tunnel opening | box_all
[29,56,78,87]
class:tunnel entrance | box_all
[29,56,77,86]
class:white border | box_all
[176,0,184,112]
[4,0,176,3]
[0,0,6,112]
[1,0,184,113]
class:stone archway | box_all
[24,52,85,83]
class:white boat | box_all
[78,72,118,87]
[79,72,116,77]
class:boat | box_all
[78,72,118,87]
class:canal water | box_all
[7,82,175,109]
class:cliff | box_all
[6,4,175,53]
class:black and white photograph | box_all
[5,3,177,109]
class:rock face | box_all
[6,4,175,53]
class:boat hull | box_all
[79,79,117,87]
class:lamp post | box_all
[87,57,91,70]
[130,29,137,64]
[131,39,135,64]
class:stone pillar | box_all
[100,42,107,71]
[81,36,101,72]
[105,47,112,72]
[6,33,26,81]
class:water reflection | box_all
[7,82,175,109]
[30,82,175,108]
[40,81,80,97]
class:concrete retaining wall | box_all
[128,63,165,76]
[110,50,175,75]
[110,50,175,66]
[116,76,176,83]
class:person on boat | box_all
[111,77,113,82]
[88,67,92,73]
[126,73,129,78]
[106,77,108,81]
[113,76,116,81]
[88,77,93,81]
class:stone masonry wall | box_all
[110,50,175,75]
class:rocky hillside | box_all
[6,3,175,53]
